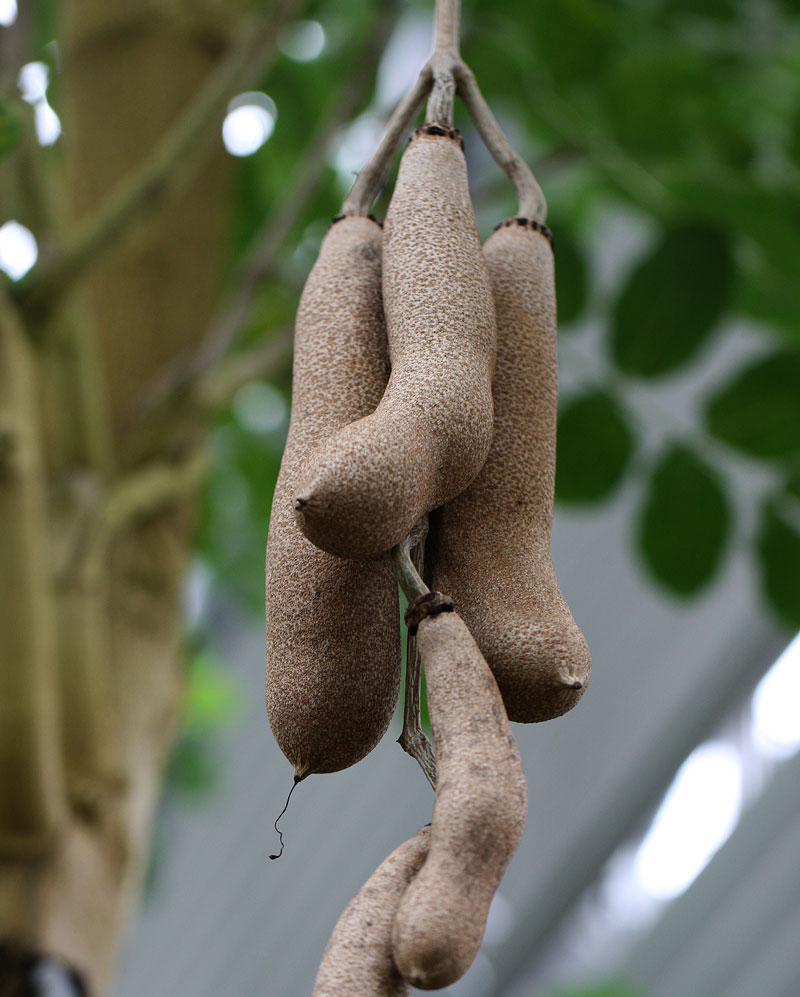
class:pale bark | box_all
[0,296,64,855]
[0,0,297,991]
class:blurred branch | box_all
[342,63,432,215]
[50,474,123,816]
[395,523,437,791]
[121,326,293,468]
[456,61,547,221]
[426,0,459,126]
[526,74,675,217]
[0,2,32,93]
[13,0,304,331]
[0,289,65,855]
[104,451,208,535]
[191,0,401,379]
[48,328,289,584]
[122,0,399,458]
[194,330,293,410]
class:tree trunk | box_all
[0,0,248,989]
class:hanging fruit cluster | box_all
[265,5,590,991]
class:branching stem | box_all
[392,524,436,790]
[0,291,64,853]
[455,62,547,221]
[342,0,546,219]
[104,452,208,535]
[342,65,433,216]
[433,0,461,54]
[120,3,398,458]
[14,0,303,330]
[121,329,293,467]
[185,0,399,385]
[391,530,429,605]
[426,0,460,125]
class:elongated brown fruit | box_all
[313,826,431,997]
[392,601,527,990]
[265,214,400,779]
[427,218,591,723]
[294,126,496,560]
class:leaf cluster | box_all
[186,0,800,628]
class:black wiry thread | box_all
[269,776,301,860]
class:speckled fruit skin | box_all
[294,127,496,560]
[313,827,431,997]
[427,219,591,723]
[392,608,527,990]
[265,214,400,779]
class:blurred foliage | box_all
[706,351,800,458]
[196,388,288,615]
[68,0,795,628]
[463,0,800,620]
[757,497,800,629]
[545,985,643,997]
[166,650,242,798]
[0,100,21,158]
[555,390,635,503]
[181,650,242,734]
[546,985,643,997]
[638,444,731,595]
[611,224,733,377]
[196,0,800,626]
[551,218,590,326]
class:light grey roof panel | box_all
[618,749,800,997]
[115,500,787,997]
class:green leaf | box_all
[183,651,241,734]
[0,101,21,159]
[638,444,730,595]
[785,469,800,501]
[555,390,635,503]
[705,351,800,460]
[553,222,589,326]
[34,0,57,55]
[712,187,800,339]
[604,50,709,158]
[672,183,800,287]
[656,0,738,20]
[757,501,800,629]
[523,0,621,86]
[611,224,733,378]
[735,257,800,342]
[196,400,287,614]
[788,104,800,169]
[166,736,220,797]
